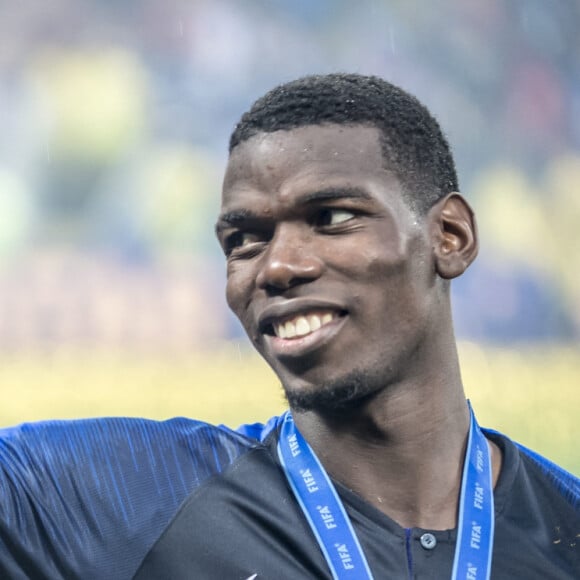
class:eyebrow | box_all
[215,208,259,233]
[217,208,254,225]
[216,186,374,231]
[298,186,373,204]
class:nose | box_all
[256,225,323,292]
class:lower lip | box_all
[265,316,347,358]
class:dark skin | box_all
[217,124,501,531]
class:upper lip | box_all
[257,298,347,334]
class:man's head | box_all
[229,73,458,215]
[218,74,477,412]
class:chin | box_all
[283,368,383,413]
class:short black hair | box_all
[229,73,458,214]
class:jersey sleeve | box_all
[234,414,281,442]
[0,417,257,579]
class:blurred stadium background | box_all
[0,0,578,474]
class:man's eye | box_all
[317,208,355,226]
[226,231,261,253]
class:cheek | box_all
[225,281,237,312]
[343,242,428,319]
[354,228,431,286]
[343,244,407,283]
[226,262,244,308]
[225,271,246,317]
[225,270,256,330]
[365,251,405,281]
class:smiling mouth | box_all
[267,310,344,340]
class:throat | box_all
[293,401,477,530]
[302,425,502,531]
[335,447,465,530]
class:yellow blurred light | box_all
[473,165,552,272]
[137,146,220,251]
[29,47,148,163]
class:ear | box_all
[429,193,478,280]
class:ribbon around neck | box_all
[277,402,494,580]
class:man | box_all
[0,74,578,579]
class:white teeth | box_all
[309,315,321,331]
[295,317,310,337]
[273,311,336,339]
[277,323,287,339]
[284,320,296,338]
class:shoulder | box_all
[0,416,264,579]
[0,416,260,493]
[484,428,580,511]
[514,440,580,509]
[233,414,281,441]
[0,415,264,507]
[485,429,579,577]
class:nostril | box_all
[256,257,324,292]
[257,262,302,291]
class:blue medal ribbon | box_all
[277,412,374,579]
[277,402,494,580]
[451,402,495,580]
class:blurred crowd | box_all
[0,0,579,350]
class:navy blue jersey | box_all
[0,416,578,579]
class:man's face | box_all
[217,124,440,410]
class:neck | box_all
[292,373,474,530]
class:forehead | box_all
[221,124,401,209]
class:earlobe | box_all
[430,193,478,280]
